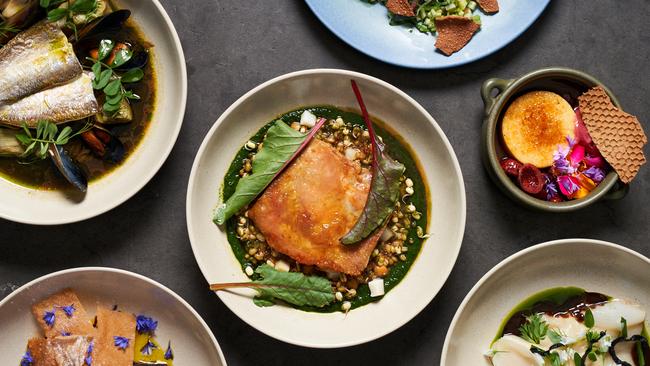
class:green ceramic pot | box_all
[481,67,628,212]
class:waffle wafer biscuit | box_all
[477,0,499,13]
[578,86,647,184]
[434,16,480,56]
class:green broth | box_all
[222,106,430,312]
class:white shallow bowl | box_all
[0,0,187,225]
[0,267,226,365]
[186,69,466,348]
[441,239,650,365]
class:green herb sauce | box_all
[222,106,430,312]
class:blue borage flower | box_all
[583,166,605,183]
[59,304,75,317]
[113,336,130,350]
[164,341,173,360]
[544,175,559,201]
[61,331,71,336]
[43,309,55,327]
[140,339,157,356]
[85,340,94,366]
[136,314,158,334]
[20,350,33,366]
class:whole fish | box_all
[0,72,98,128]
[0,21,82,105]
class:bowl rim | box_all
[185,68,467,348]
[440,238,650,365]
[0,266,228,365]
[0,0,188,225]
[482,67,624,212]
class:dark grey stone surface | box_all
[1,0,649,365]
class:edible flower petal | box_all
[164,341,174,360]
[20,350,33,366]
[113,336,130,351]
[61,331,71,336]
[583,166,605,183]
[140,339,157,356]
[135,315,158,334]
[568,144,585,166]
[85,341,93,366]
[557,175,580,197]
[60,304,75,317]
[544,175,559,201]
[43,309,55,327]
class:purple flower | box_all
[59,304,75,318]
[113,336,130,351]
[164,341,174,360]
[566,135,576,148]
[20,350,33,366]
[136,315,158,334]
[140,339,157,356]
[85,341,94,366]
[61,331,71,336]
[583,166,605,183]
[553,141,576,175]
[544,175,559,200]
[43,310,55,327]
[558,175,580,197]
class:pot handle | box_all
[481,78,514,116]
[603,181,629,201]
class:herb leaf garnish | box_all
[584,308,595,328]
[209,264,335,308]
[15,120,92,162]
[519,313,548,344]
[341,80,405,245]
[41,0,98,40]
[214,118,326,225]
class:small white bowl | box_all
[0,0,187,225]
[0,267,227,365]
[186,69,466,348]
[441,239,650,366]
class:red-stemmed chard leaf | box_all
[214,117,326,225]
[341,81,405,245]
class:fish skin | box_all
[0,22,82,105]
[0,72,98,127]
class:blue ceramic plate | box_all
[304,0,550,69]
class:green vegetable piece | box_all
[252,265,335,307]
[252,298,275,307]
[549,352,561,366]
[69,0,96,13]
[40,0,51,7]
[621,317,628,338]
[341,81,405,244]
[47,8,68,22]
[214,119,321,225]
[588,351,597,361]
[584,308,595,328]
[574,353,582,366]
[518,313,548,344]
[121,68,144,83]
[548,329,563,344]
[94,69,112,90]
[98,39,115,61]
[104,79,121,96]
[638,341,646,366]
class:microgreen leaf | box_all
[214,117,326,225]
[47,8,68,22]
[341,80,405,244]
[584,308,595,328]
[209,265,335,308]
[620,317,628,338]
[91,62,102,80]
[16,120,93,162]
[548,329,563,344]
[121,68,144,83]
[93,69,112,90]
[40,0,51,7]
[98,39,115,61]
[104,79,122,96]
[111,47,133,68]
[519,313,548,344]
[574,353,582,366]
[69,0,96,13]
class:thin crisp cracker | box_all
[434,16,480,56]
[578,86,647,184]
[31,289,94,339]
[477,0,499,13]
[386,0,415,17]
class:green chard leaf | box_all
[214,118,326,225]
[209,265,335,308]
[341,81,405,245]
[519,313,548,344]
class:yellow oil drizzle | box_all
[133,333,173,365]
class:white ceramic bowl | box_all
[441,239,650,365]
[0,267,227,365]
[186,69,466,348]
[0,0,187,225]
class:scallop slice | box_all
[490,335,544,366]
[540,314,587,346]
[591,300,646,332]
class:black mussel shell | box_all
[74,9,131,42]
[48,145,88,193]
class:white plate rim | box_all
[0,266,227,365]
[0,0,188,225]
[186,68,467,348]
[440,238,650,365]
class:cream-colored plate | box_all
[441,239,650,365]
[0,0,187,224]
[0,267,226,365]
[186,69,466,348]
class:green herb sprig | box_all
[0,22,19,45]
[519,313,549,344]
[40,0,98,39]
[87,39,143,115]
[15,120,92,162]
